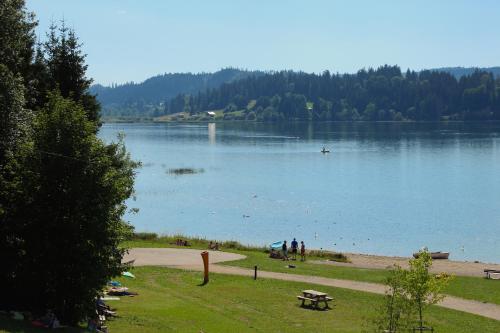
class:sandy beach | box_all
[313,252,500,277]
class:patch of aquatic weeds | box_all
[168,167,205,175]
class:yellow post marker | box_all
[201,251,209,284]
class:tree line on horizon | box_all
[166,66,500,122]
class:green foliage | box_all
[167,66,500,121]
[0,65,30,162]
[0,0,37,80]
[223,102,238,113]
[405,250,452,329]
[375,250,453,332]
[0,1,138,324]
[375,266,412,332]
[90,68,263,118]
[131,232,159,240]
[245,110,257,120]
[307,250,349,262]
[41,22,99,122]
[1,93,137,323]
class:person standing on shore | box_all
[282,240,288,260]
[300,241,306,261]
[291,238,298,260]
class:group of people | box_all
[174,238,190,246]
[281,238,306,261]
[208,241,220,250]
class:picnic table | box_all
[297,289,333,310]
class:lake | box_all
[99,122,500,263]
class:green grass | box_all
[1,267,498,332]
[247,99,256,109]
[223,250,500,306]
[106,267,499,333]
[126,236,500,305]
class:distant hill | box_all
[92,66,500,120]
[430,67,500,79]
[165,65,500,122]
[90,68,263,118]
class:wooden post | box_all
[254,265,257,280]
[201,251,209,284]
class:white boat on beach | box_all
[413,251,450,260]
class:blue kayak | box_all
[270,241,283,249]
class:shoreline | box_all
[313,252,500,277]
[128,233,500,277]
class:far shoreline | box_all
[101,118,500,124]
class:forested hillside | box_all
[167,65,500,121]
[90,68,262,118]
[435,67,500,79]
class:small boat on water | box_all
[413,251,450,260]
[321,147,330,153]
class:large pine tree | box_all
[0,1,138,324]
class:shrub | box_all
[132,232,158,240]
[308,250,349,262]
[1,94,138,324]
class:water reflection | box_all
[208,122,216,145]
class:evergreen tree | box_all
[0,0,37,78]
[44,22,99,123]
[167,66,500,122]
[0,1,138,325]
[4,93,137,323]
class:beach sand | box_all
[313,253,500,277]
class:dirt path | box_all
[124,248,500,321]
[124,248,245,267]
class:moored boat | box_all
[413,251,449,260]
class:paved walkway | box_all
[123,248,500,321]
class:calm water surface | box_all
[99,122,500,263]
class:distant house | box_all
[206,111,216,117]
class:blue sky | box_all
[27,0,500,85]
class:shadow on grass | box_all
[197,280,209,287]
[0,315,85,333]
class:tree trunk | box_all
[418,298,423,329]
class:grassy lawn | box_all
[3,267,498,333]
[222,250,500,306]
[124,236,500,305]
